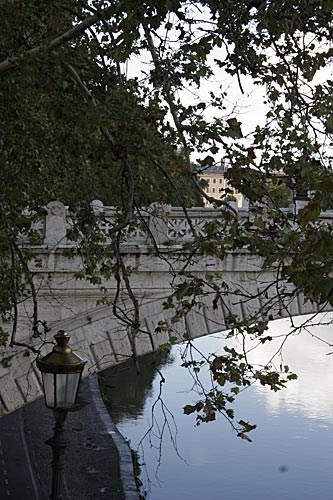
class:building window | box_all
[212,188,215,193]
[213,178,216,183]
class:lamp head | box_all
[37,330,87,409]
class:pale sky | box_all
[121,16,333,165]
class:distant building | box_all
[198,161,243,208]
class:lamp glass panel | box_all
[55,373,81,408]
[42,372,56,408]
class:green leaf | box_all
[227,118,243,138]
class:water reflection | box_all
[100,314,333,500]
[100,349,173,424]
[242,314,333,422]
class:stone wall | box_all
[0,202,331,415]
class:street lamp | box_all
[37,330,87,500]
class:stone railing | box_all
[19,200,333,249]
[20,200,248,248]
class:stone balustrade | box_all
[21,199,333,249]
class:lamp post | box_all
[37,330,87,500]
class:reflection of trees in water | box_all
[99,349,173,424]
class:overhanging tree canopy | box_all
[1,0,333,436]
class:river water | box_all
[100,314,333,500]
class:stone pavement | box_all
[0,376,139,500]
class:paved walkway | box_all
[0,376,139,500]
[0,409,37,499]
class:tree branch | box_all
[66,63,118,159]
[0,5,116,73]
